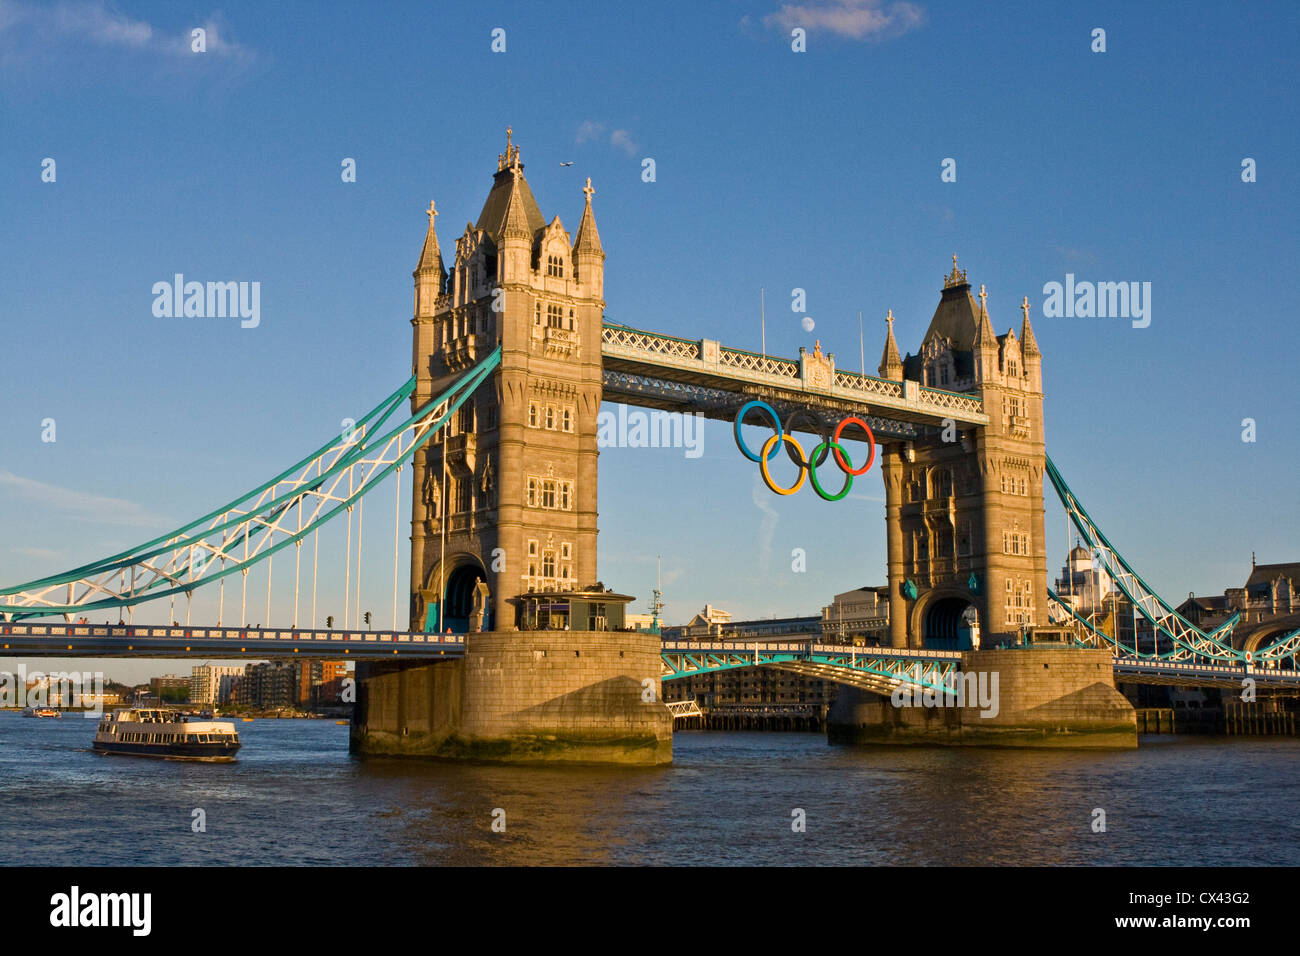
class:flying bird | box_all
[560,161,574,166]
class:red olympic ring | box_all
[833,416,876,476]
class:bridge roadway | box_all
[0,622,465,660]
[3,624,1297,690]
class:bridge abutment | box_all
[827,647,1137,748]
[350,630,673,765]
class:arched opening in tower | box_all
[924,597,980,651]
[442,561,488,634]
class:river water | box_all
[2,711,1295,866]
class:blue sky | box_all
[1,1,1296,683]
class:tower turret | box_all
[572,177,605,301]
[972,283,998,383]
[1020,295,1042,392]
[413,200,445,318]
[878,309,903,380]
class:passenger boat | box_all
[92,708,240,762]
[22,707,62,718]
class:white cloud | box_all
[608,128,638,156]
[765,0,926,41]
[0,471,170,528]
[576,120,606,145]
[0,1,254,61]
[576,120,640,156]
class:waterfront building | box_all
[1053,543,1116,612]
[820,586,891,644]
[1177,557,1300,629]
[234,662,298,711]
[190,664,244,707]
[149,674,189,701]
[661,605,733,641]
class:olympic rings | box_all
[735,404,877,501]
[734,400,783,462]
[759,434,808,495]
[833,416,877,476]
[808,441,854,501]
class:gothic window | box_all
[568,308,575,330]
[562,407,574,432]
[527,478,538,507]
[541,480,557,509]
[454,479,471,514]
[535,301,542,326]
[542,551,556,577]
[547,303,563,328]
[547,255,564,278]
[560,480,572,510]
[528,402,538,428]
[1018,477,1027,496]
[931,468,952,499]
[528,540,538,558]
[937,529,954,558]
[940,365,949,386]
[545,405,556,430]
[457,404,474,435]
[560,542,572,561]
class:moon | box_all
[801,316,815,333]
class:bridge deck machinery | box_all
[600,323,988,437]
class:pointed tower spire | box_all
[413,200,446,317]
[573,177,605,297]
[1020,295,1040,355]
[500,173,533,241]
[878,309,903,380]
[573,178,603,256]
[415,200,444,274]
[973,283,996,349]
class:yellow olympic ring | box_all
[759,434,807,495]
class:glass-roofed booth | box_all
[511,588,636,631]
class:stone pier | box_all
[350,630,673,765]
[827,647,1137,749]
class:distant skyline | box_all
[2,1,1296,681]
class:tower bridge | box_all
[4,129,1298,761]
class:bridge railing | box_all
[0,622,466,645]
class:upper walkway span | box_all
[600,322,987,439]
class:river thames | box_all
[2,711,1296,866]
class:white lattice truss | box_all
[602,323,985,421]
[666,699,704,719]
[1,351,500,620]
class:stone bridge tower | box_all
[408,129,605,632]
[878,257,1048,649]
